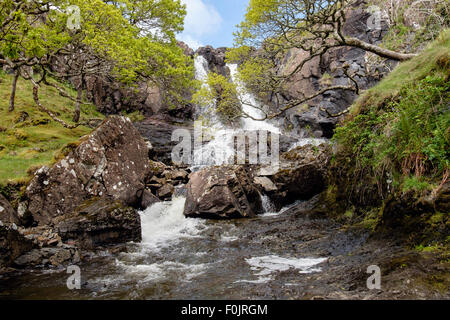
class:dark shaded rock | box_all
[134,115,193,164]
[24,116,150,224]
[184,165,262,219]
[138,189,160,209]
[0,194,19,225]
[54,198,141,249]
[0,224,33,267]
[254,144,331,210]
[196,46,230,77]
[13,245,79,268]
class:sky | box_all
[177,0,249,50]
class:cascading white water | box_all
[227,63,280,133]
[194,55,209,82]
[191,59,283,168]
[106,55,328,291]
[139,197,204,249]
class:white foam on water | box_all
[238,255,327,283]
[91,197,212,287]
[260,194,277,215]
[260,198,305,218]
[114,259,209,283]
[139,197,206,250]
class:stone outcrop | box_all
[13,245,80,268]
[272,0,393,138]
[54,198,141,249]
[252,144,331,210]
[196,46,230,77]
[0,194,19,225]
[134,115,193,164]
[23,116,150,224]
[184,166,262,219]
[0,223,33,267]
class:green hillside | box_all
[0,73,104,185]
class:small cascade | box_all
[227,63,280,133]
[190,57,284,168]
[260,194,277,214]
[194,55,209,82]
[139,196,204,249]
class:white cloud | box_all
[178,34,204,50]
[179,0,223,50]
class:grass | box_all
[334,29,450,199]
[350,29,450,115]
[0,72,104,184]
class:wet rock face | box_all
[134,115,193,164]
[184,166,262,219]
[54,198,141,249]
[253,144,331,210]
[0,224,33,267]
[196,46,230,77]
[0,194,19,225]
[24,116,150,224]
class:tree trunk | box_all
[344,36,417,61]
[9,70,19,112]
[72,85,82,123]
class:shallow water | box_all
[0,197,358,300]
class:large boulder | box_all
[24,116,150,224]
[184,166,262,219]
[253,143,331,210]
[0,223,33,267]
[54,198,141,249]
[0,194,19,225]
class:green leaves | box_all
[1,0,195,113]
[334,67,449,195]
[193,71,242,125]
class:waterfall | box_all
[139,196,204,249]
[194,55,209,82]
[227,63,280,133]
[191,56,283,168]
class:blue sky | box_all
[178,0,249,50]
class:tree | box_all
[0,0,194,126]
[225,0,420,120]
[193,72,242,126]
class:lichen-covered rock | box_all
[0,194,19,225]
[54,198,141,249]
[184,166,262,219]
[24,116,150,224]
[0,224,33,267]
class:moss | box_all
[331,30,450,221]
[0,73,104,184]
